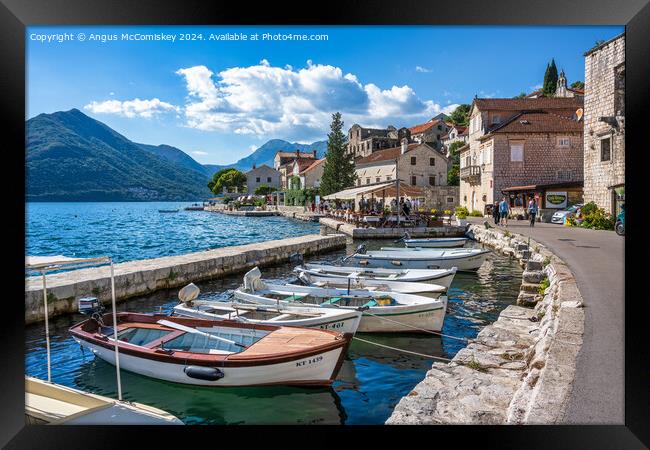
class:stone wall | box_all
[319,217,465,239]
[583,34,625,214]
[386,223,584,424]
[423,185,460,211]
[25,234,346,324]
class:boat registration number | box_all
[296,355,323,367]
[319,322,344,330]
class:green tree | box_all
[319,112,356,196]
[254,184,277,195]
[449,104,471,127]
[542,59,559,96]
[570,80,585,90]
[208,168,246,194]
[446,141,465,186]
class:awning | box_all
[322,181,394,200]
[322,180,424,200]
[502,181,583,192]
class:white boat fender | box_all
[179,283,200,305]
[184,366,224,381]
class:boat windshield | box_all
[163,330,259,354]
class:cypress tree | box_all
[542,59,559,96]
[320,112,356,196]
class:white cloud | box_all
[191,150,208,156]
[175,60,451,140]
[530,83,542,91]
[109,92,115,96]
[415,66,431,73]
[84,98,178,118]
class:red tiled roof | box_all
[299,158,326,174]
[408,119,442,134]
[294,159,316,172]
[355,143,422,165]
[455,126,467,135]
[480,110,582,137]
[474,97,583,111]
[275,151,316,159]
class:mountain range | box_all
[26,109,327,201]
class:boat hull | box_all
[73,336,346,387]
[357,300,447,332]
[301,265,457,288]
[404,238,468,248]
[298,275,446,295]
[173,304,362,336]
[351,250,489,271]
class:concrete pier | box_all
[25,234,347,324]
[319,217,467,239]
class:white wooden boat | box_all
[25,376,183,425]
[235,268,447,333]
[70,312,350,387]
[294,269,446,295]
[350,248,490,271]
[173,299,362,336]
[299,264,458,288]
[403,237,469,248]
[381,246,474,253]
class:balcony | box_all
[460,165,481,183]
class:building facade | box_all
[408,119,451,150]
[441,125,468,153]
[274,150,318,189]
[245,164,281,193]
[291,158,326,189]
[346,124,410,159]
[583,33,625,215]
[459,97,584,214]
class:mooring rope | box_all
[359,310,469,343]
[352,336,452,362]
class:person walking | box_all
[499,197,510,226]
[492,201,500,225]
[527,198,538,227]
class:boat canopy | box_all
[26,255,111,272]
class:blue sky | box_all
[27,25,622,165]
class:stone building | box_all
[459,97,584,215]
[583,33,625,215]
[273,150,318,189]
[346,124,410,159]
[442,125,468,153]
[291,158,326,189]
[526,70,584,99]
[245,164,282,193]
[408,118,451,150]
[352,139,458,208]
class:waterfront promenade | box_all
[468,217,624,424]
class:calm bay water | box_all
[25,203,522,425]
[26,202,320,262]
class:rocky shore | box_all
[386,223,585,424]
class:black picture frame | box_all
[2,0,648,447]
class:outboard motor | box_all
[297,271,312,286]
[356,244,367,255]
[78,296,104,316]
[178,283,200,306]
[289,252,304,265]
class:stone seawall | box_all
[319,217,466,239]
[25,234,347,324]
[386,223,585,424]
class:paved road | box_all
[469,218,624,424]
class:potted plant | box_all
[430,209,444,227]
[443,209,453,225]
[455,206,469,226]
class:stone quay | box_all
[25,234,347,324]
[319,217,467,239]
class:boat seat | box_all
[320,297,341,306]
[284,295,305,302]
[362,299,378,308]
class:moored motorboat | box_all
[70,312,350,387]
[350,247,490,271]
[299,264,458,289]
[158,209,180,213]
[25,376,183,425]
[235,268,447,333]
[172,283,362,336]
[294,269,446,295]
[403,237,469,248]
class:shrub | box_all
[580,207,614,230]
[443,209,452,216]
[455,206,469,219]
[254,184,277,196]
[469,210,483,217]
[222,197,233,204]
[538,277,550,295]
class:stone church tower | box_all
[555,69,568,97]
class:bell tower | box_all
[556,69,568,97]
